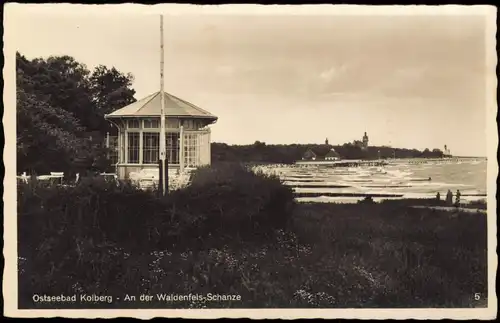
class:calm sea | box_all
[257,159,488,203]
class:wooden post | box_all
[208,129,211,165]
[158,159,163,197]
[180,123,184,173]
[105,132,110,160]
[139,124,144,164]
[159,14,167,195]
[116,129,120,175]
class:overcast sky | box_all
[9,5,493,156]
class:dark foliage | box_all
[18,164,297,307]
[211,141,446,165]
[18,169,487,308]
[16,52,136,175]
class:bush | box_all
[174,163,296,243]
[379,198,448,207]
[18,163,295,255]
[18,173,487,308]
[18,177,164,256]
[18,163,296,307]
[467,198,487,210]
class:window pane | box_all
[143,132,159,164]
[166,119,179,129]
[127,132,140,163]
[144,119,159,129]
[184,133,199,167]
[166,132,180,164]
[109,136,119,164]
[185,120,200,130]
[128,119,140,129]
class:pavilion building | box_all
[104,91,218,180]
[325,148,341,161]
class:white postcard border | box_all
[3,3,498,319]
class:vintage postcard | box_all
[3,3,498,320]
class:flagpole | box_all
[159,14,167,196]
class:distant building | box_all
[302,148,317,161]
[325,148,341,161]
[353,132,369,150]
[362,132,369,150]
[302,141,343,161]
[443,144,452,157]
[302,138,344,161]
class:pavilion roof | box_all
[104,91,218,122]
[303,148,317,157]
[325,148,341,158]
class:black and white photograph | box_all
[3,3,497,319]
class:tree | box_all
[16,52,137,174]
[89,65,137,133]
[17,53,97,133]
[16,87,86,174]
[210,142,443,164]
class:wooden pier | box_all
[295,160,388,167]
[295,157,485,167]
[388,157,486,165]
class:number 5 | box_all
[474,293,481,300]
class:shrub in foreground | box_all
[19,200,487,308]
[180,163,296,241]
[18,164,296,306]
[18,177,164,256]
[18,169,486,308]
[18,164,295,251]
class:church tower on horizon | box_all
[362,132,369,150]
[444,144,451,156]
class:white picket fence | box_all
[16,172,117,186]
[17,168,193,192]
[17,172,65,184]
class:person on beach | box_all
[446,189,453,206]
[436,192,441,201]
[455,190,461,207]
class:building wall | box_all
[116,164,180,180]
[107,117,212,179]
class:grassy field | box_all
[18,164,488,309]
[287,202,487,308]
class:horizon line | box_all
[210,141,486,158]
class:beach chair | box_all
[98,172,119,186]
[100,172,118,180]
[128,169,159,190]
[17,172,29,184]
[50,172,64,185]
